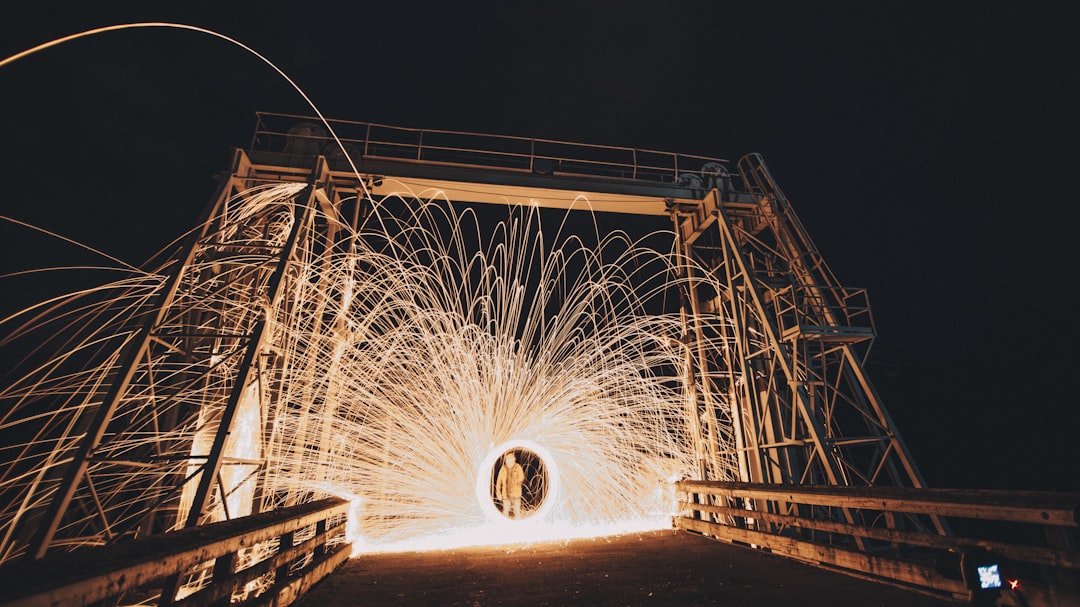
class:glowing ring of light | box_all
[475,439,559,523]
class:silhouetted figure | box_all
[495,451,525,518]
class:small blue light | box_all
[977,564,1002,589]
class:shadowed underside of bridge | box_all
[301,530,954,607]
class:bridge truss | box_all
[0,113,937,565]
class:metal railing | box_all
[250,112,729,185]
[676,480,1080,604]
[772,283,876,342]
[0,497,351,607]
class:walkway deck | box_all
[297,529,958,606]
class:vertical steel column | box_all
[670,206,708,481]
[670,205,726,481]
[181,183,317,528]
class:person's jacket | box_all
[496,463,525,499]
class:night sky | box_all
[2,3,1077,492]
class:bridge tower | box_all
[0,114,936,564]
[673,154,926,490]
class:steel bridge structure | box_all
[0,113,1075,607]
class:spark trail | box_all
[0,183,738,561]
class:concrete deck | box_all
[297,529,959,606]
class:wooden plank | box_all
[683,501,1080,569]
[0,498,349,607]
[678,517,968,600]
[677,480,1080,527]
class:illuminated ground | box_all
[298,530,955,606]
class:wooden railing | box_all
[0,497,351,607]
[675,481,1079,604]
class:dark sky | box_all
[2,3,1077,491]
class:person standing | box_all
[495,451,525,518]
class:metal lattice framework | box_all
[675,155,927,490]
[0,115,938,563]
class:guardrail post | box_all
[212,551,238,607]
[315,519,328,559]
[277,529,296,583]
[1045,526,1080,592]
[158,572,181,607]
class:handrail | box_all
[252,111,728,186]
[676,481,1080,603]
[0,497,351,607]
[772,284,875,340]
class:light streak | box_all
[1,157,742,568]
[0,182,739,560]
[0,33,755,605]
[254,189,736,552]
[0,21,736,560]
